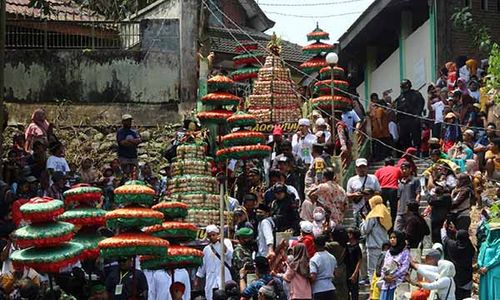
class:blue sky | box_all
[261,0,376,45]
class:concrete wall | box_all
[356,20,432,104]
[5,49,180,104]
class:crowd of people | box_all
[0,56,498,300]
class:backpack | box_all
[266,277,287,300]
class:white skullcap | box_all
[298,118,311,126]
[206,224,219,234]
[315,118,326,126]
[300,221,313,234]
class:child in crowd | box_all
[370,242,390,300]
[346,227,362,300]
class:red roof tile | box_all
[6,0,105,21]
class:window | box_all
[464,0,470,7]
[481,0,489,10]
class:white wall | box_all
[370,50,400,101]
[404,20,432,94]
[356,19,431,106]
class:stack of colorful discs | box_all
[11,197,82,273]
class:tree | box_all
[451,7,492,53]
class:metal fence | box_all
[6,19,141,49]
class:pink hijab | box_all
[24,108,50,152]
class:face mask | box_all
[313,212,324,221]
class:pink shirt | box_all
[283,264,312,300]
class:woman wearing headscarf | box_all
[412,260,456,300]
[478,222,500,300]
[279,243,312,300]
[428,186,452,243]
[450,173,473,231]
[404,201,430,248]
[326,225,349,300]
[24,109,51,153]
[361,195,391,282]
[441,228,475,300]
[397,147,418,176]
[380,231,410,300]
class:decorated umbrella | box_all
[310,95,353,112]
[11,242,84,273]
[217,111,271,205]
[143,222,198,243]
[57,207,106,227]
[13,221,74,249]
[152,201,189,220]
[10,197,84,293]
[72,230,104,261]
[221,130,266,147]
[197,109,233,125]
[227,111,257,129]
[61,185,106,263]
[114,180,156,206]
[99,180,170,269]
[140,246,203,270]
[63,185,102,206]
[105,207,164,229]
[99,233,170,258]
[20,197,64,224]
[300,24,334,75]
[231,42,265,82]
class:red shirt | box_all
[374,165,401,189]
[298,234,316,258]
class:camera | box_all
[244,262,255,272]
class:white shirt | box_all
[389,121,399,142]
[432,101,445,123]
[342,110,361,135]
[469,90,480,102]
[292,132,317,164]
[346,174,381,212]
[196,239,233,300]
[144,269,191,300]
[46,155,70,174]
[257,217,275,257]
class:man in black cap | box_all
[270,183,300,234]
[395,79,425,151]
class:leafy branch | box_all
[451,7,492,53]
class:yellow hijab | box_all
[466,59,478,76]
[365,196,392,231]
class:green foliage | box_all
[451,7,492,53]
[486,43,500,104]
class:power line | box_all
[259,0,364,7]
[263,11,363,18]
[203,0,500,133]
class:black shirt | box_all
[105,269,148,300]
[346,243,362,277]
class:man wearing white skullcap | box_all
[196,225,234,300]
[292,118,317,165]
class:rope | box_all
[203,0,500,133]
